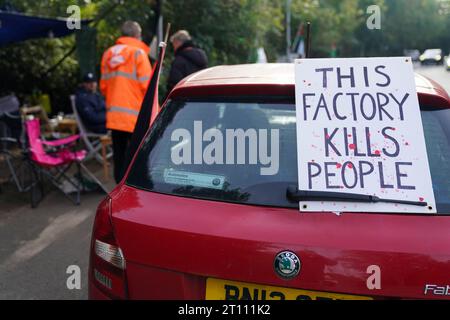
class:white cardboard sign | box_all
[295,57,436,213]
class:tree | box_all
[0,0,157,112]
[0,0,448,113]
[163,0,284,65]
[356,0,449,56]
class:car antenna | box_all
[305,21,312,58]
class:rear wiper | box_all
[286,185,428,207]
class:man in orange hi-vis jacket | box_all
[100,21,152,183]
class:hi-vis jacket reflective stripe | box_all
[100,37,152,133]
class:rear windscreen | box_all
[421,107,450,213]
[126,99,450,214]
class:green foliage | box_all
[163,0,284,65]
[0,37,79,109]
[288,0,386,57]
[0,0,157,112]
[0,0,448,113]
[159,0,284,98]
[377,0,449,55]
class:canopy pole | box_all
[42,46,77,76]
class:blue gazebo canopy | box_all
[0,10,91,46]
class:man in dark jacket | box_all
[167,30,208,93]
[75,73,107,134]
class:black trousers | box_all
[111,130,133,183]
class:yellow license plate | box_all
[206,278,372,300]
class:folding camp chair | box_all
[70,95,112,164]
[25,118,107,206]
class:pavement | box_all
[0,63,448,300]
[0,161,114,299]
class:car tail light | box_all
[89,197,127,299]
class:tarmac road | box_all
[0,162,112,299]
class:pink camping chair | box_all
[25,118,107,206]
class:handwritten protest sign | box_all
[295,57,436,213]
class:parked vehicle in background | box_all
[446,55,450,71]
[420,48,444,65]
[89,64,450,300]
[404,49,420,62]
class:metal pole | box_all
[156,0,164,44]
[305,22,311,58]
[286,0,292,62]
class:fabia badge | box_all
[274,251,301,279]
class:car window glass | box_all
[127,99,450,214]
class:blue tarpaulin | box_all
[0,11,91,46]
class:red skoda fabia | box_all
[89,64,450,300]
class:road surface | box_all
[0,162,112,299]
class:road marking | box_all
[0,209,91,270]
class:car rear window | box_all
[126,98,450,214]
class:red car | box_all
[89,64,450,300]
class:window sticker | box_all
[163,169,225,190]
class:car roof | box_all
[179,64,295,86]
[171,63,450,108]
